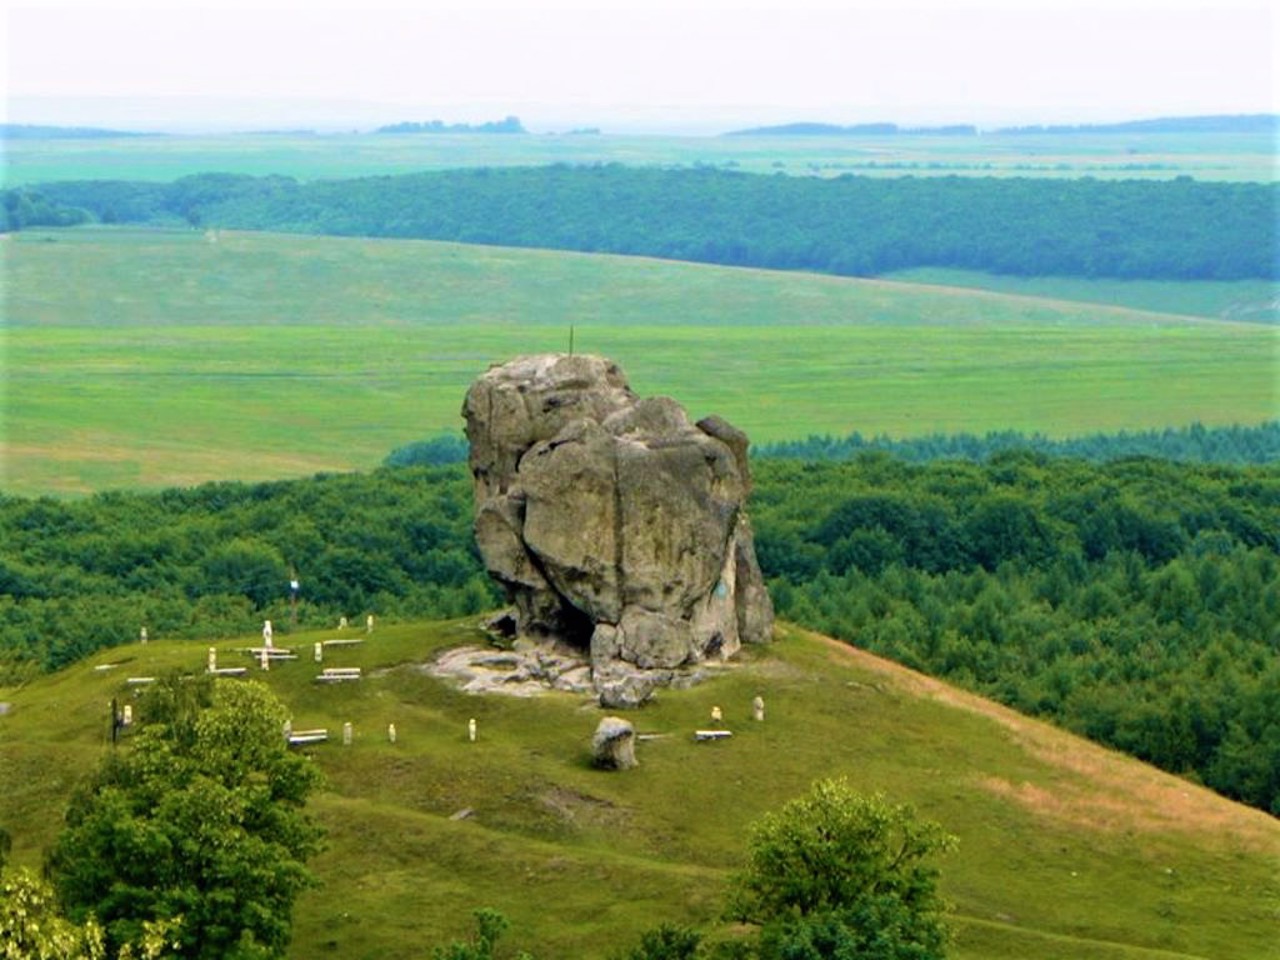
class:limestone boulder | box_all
[463,353,773,706]
[592,716,638,770]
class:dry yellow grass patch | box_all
[809,629,1280,855]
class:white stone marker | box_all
[711,705,723,722]
[208,647,217,672]
[343,721,353,746]
[262,620,273,648]
[753,696,765,722]
[140,626,148,645]
[388,723,397,744]
[314,641,323,663]
[366,614,374,634]
[260,648,269,671]
[468,718,477,742]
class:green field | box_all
[3,129,1275,187]
[2,621,1276,959]
[884,269,1280,324]
[4,227,1276,497]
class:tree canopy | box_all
[728,780,956,960]
[46,677,324,960]
[9,167,1274,281]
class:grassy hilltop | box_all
[2,619,1276,960]
[4,228,1276,497]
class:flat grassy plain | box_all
[3,129,1275,186]
[4,227,1276,497]
[2,621,1276,959]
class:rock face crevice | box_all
[463,354,773,707]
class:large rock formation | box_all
[463,354,773,707]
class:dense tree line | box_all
[0,123,155,139]
[994,114,1279,135]
[2,186,93,230]
[375,116,526,134]
[6,166,1274,280]
[0,467,497,681]
[751,453,1280,814]
[1,452,1277,814]
[385,423,1280,469]
[755,421,1280,465]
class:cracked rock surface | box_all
[463,354,773,707]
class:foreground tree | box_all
[431,908,534,960]
[729,779,956,960]
[46,678,324,959]
[0,867,106,960]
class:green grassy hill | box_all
[4,228,1276,497]
[2,620,1276,959]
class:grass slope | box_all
[884,269,1280,325]
[2,621,1276,959]
[4,228,1276,497]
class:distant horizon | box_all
[6,96,1278,138]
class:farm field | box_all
[4,227,1276,497]
[3,129,1276,187]
[2,620,1276,960]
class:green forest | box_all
[5,166,1274,280]
[754,421,1280,464]
[2,430,1277,816]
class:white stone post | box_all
[314,641,323,663]
[260,647,269,671]
[388,723,397,744]
[753,696,765,722]
[343,721,353,746]
[208,647,217,672]
[468,718,477,742]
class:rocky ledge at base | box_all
[462,353,774,708]
[425,638,713,700]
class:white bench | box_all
[693,729,733,741]
[288,728,329,745]
[243,647,296,658]
[316,667,362,683]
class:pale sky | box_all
[4,0,1276,132]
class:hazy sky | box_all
[5,0,1276,131]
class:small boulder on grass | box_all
[592,716,638,770]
